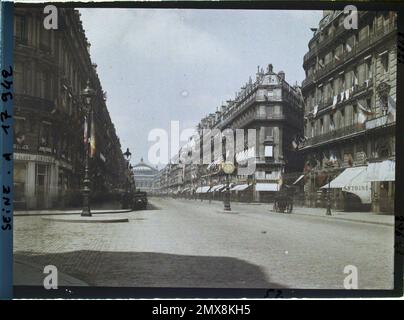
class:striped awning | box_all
[231,184,250,191]
[195,186,211,193]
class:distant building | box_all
[13,8,128,209]
[300,11,396,213]
[132,158,158,193]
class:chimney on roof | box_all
[278,71,285,81]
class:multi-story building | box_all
[157,64,305,202]
[300,11,396,213]
[132,158,158,193]
[13,7,129,209]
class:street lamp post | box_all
[81,80,95,217]
[222,162,235,211]
[223,173,231,211]
[123,148,132,208]
[326,172,332,216]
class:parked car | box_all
[121,190,148,210]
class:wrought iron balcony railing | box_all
[302,123,365,148]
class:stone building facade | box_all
[132,158,158,193]
[300,11,396,213]
[156,64,305,202]
[13,7,128,209]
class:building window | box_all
[35,164,49,194]
[14,62,24,94]
[340,109,345,128]
[265,127,273,140]
[320,118,324,134]
[39,122,52,148]
[311,122,314,138]
[267,106,274,116]
[329,114,335,130]
[40,28,52,51]
[366,97,373,113]
[264,145,273,157]
[14,15,27,43]
[39,72,46,99]
[380,52,389,73]
[14,117,26,146]
[366,59,373,80]
[352,105,358,124]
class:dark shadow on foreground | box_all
[14,250,281,288]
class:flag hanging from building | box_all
[291,138,298,150]
[357,101,373,124]
[89,112,96,158]
[332,95,338,107]
[83,116,88,144]
[388,95,396,113]
[313,104,318,117]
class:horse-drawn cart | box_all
[273,185,294,213]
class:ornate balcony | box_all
[14,94,55,113]
[301,124,366,149]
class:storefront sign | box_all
[13,144,29,150]
[38,146,53,153]
[343,185,370,192]
[14,153,73,171]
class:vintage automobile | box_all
[121,190,148,210]
[133,191,148,210]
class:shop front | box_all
[321,166,371,212]
[366,159,395,213]
[13,153,73,209]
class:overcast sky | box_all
[79,9,323,167]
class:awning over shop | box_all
[255,183,279,192]
[209,184,225,192]
[293,175,305,185]
[195,186,210,193]
[366,160,395,182]
[321,167,365,189]
[321,166,371,204]
[231,184,250,191]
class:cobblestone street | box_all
[14,198,394,289]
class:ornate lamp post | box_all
[222,161,235,211]
[325,165,332,216]
[123,148,132,208]
[81,80,95,217]
[326,174,332,216]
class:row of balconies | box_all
[303,11,372,66]
[302,23,396,89]
[302,114,394,149]
[306,79,373,117]
[301,123,366,149]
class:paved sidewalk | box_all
[14,258,88,286]
[279,205,394,226]
[178,199,394,227]
[14,208,132,216]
